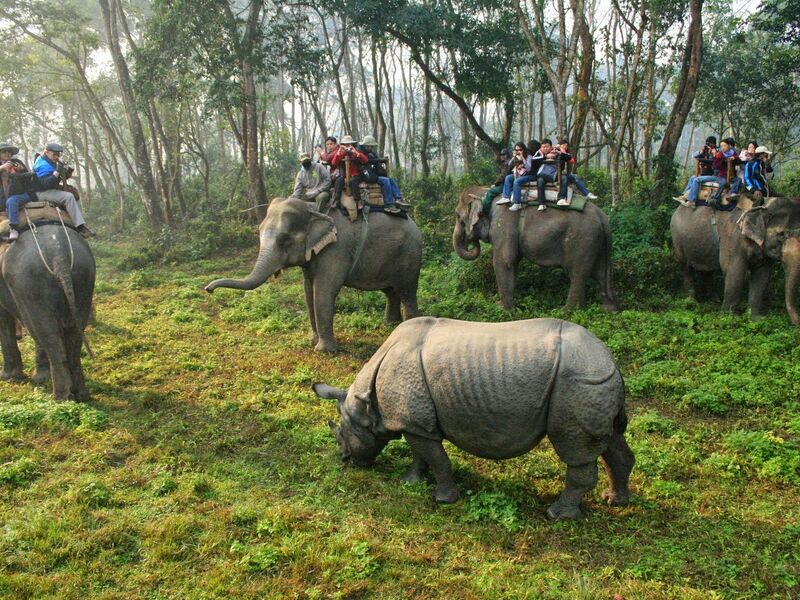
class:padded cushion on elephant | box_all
[697,183,721,201]
[359,183,385,207]
[0,206,75,235]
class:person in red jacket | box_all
[330,135,368,206]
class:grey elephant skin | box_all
[453,186,619,311]
[0,225,95,400]
[205,197,422,352]
[314,316,634,519]
[671,196,800,324]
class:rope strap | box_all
[23,207,75,275]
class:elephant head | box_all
[453,186,488,260]
[205,197,337,292]
[738,197,800,324]
[313,383,394,467]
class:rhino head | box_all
[313,383,396,467]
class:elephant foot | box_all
[1,370,26,382]
[546,501,585,520]
[750,312,766,321]
[314,339,339,353]
[602,300,621,312]
[497,300,514,311]
[601,488,630,506]
[402,465,429,484]
[32,370,51,385]
[73,388,91,403]
[310,333,319,347]
[434,484,460,504]
[384,315,402,326]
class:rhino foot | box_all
[434,485,460,504]
[601,489,630,506]
[546,501,585,520]
[402,467,428,484]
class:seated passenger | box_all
[744,146,773,205]
[496,142,535,212]
[316,136,340,179]
[358,135,403,214]
[32,143,94,238]
[292,152,331,212]
[674,137,736,207]
[532,138,560,212]
[693,136,718,176]
[730,140,757,197]
[554,139,598,206]
[330,135,368,206]
[482,148,511,214]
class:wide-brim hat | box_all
[0,143,19,155]
[340,135,357,145]
[45,142,64,153]
[360,134,377,147]
[754,145,772,156]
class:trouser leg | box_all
[6,192,32,226]
[36,189,85,227]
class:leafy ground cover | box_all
[0,232,798,599]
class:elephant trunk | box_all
[783,237,800,325]
[205,237,283,292]
[453,217,480,261]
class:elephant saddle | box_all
[0,200,75,235]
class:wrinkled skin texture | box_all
[453,186,619,311]
[670,197,800,323]
[0,225,96,401]
[205,197,422,352]
[314,317,634,520]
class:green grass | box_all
[0,233,798,599]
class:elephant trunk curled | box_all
[453,217,480,261]
[205,236,282,292]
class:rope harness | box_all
[23,206,75,276]
[348,210,369,279]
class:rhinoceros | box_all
[313,316,635,519]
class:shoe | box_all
[508,203,523,212]
[556,198,571,206]
[77,225,96,239]
[496,197,511,205]
[673,194,688,204]
[586,193,598,200]
[396,200,412,209]
[384,206,401,214]
[8,228,18,241]
[537,204,547,211]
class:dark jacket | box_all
[493,158,512,186]
[694,146,716,176]
[0,159,36,202]
[362,149,388,184]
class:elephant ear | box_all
[305,208,337,261]
[467,196,482,237]
[738,207,767,248]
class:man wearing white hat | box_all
[330,135,368,206]
[292,151,332,212]
[743,145,773,205]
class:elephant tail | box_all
[600,211,620,310]
[51,252,80,328]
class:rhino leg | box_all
[600,432,634,506]
[403,432,459,503]
[402,452,430,484]
[547,462,598,520]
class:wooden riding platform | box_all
[0,201,75,235]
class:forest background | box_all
[0,0,799,598]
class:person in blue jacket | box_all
[743,146,773,206]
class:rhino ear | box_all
[313,383,347,402]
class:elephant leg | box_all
[600,432,635,506]
[32,345,50,385]
[312,280,343,353]
[564,267,589,309]
[748,264,772,319]
[400,294,419,321]
[383,288,402,324]
[0,308,24,381]
[592,261,619,312]
[403,432,459,503]
[493,252,518,310]
[303,270,318,346]
[547,461,598,520]
[721,263,747,313]
[402,452,430,484]
[24,318,73,400]
[681,264,699,302]
[66,330,89,402]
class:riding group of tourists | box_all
[0,142,94,241]
[292,134,409,215]
[482,137,599,215]
[674,135,774,208]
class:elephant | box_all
[670,196,800,323]
[205,197,422,352]
[0,223,96,400]
[314,316,635,520]
[453,186,619,311]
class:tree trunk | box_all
[421,74,432,176]
[656,0,704,186]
